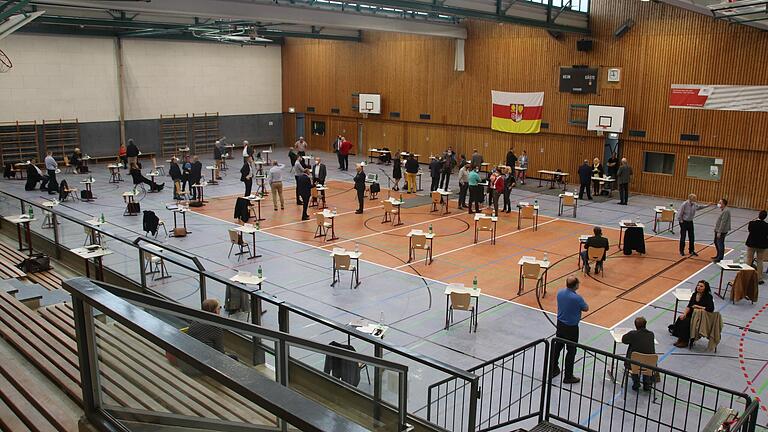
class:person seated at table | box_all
[118,143,128,166]
[70,148,84,173]
[186,298,238,360]
[25,159,49,191]
[129,163,165,192]
[621,316,656,391]
[378,147,391,164]
[581,226,609,274]
[668,280,714,348]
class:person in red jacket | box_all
[339,137,353,171]
[492,167,505,215]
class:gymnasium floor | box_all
[1,150,766,429]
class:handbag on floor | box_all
[17,253,52,273]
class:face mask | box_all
[717,203,722,208]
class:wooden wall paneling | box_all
[283,113,296,147]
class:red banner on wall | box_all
[670,85,768,112]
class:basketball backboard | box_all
[587,105,625,133]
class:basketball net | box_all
[0,48,11,73]
[596,125,607,137]
[361,112,369,119]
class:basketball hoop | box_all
[596,125,608,136]
[0,48,11,73]
[361,112,369,119]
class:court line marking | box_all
[391,218,560,270]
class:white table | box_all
[41,200,60,229]
[653,206,677,233]
[716,260,756,298]
[143,243,171,280]
[474,214,497,244]
[314,185,328,209]
[406,230,435,264]
[672,288,692,324]
[516,202,540,230]
[107,163,123,183]
[71,245,113,281]
[122,190,140,216]
[245,195,265,221]
[5,215,36,254]
[79,178,95,201]
[262,149,272,163]
[191,181,208,204]
[618,220,645,250]
[166,204,190,236]
[234,224,263,259]
[13,161,30,179]
[433,188,452,215]
[517,256,550,296]
[368,148,391,164]
[444,283,481,331]
[320,209,338,241]
[591,176,615,196]
[329,249,362,288]
[349,320,388,339]
[229,271,265,290]
[537,170,569,191]
[205,165,219,185]
[558,193,578,217]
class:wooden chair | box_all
[517,205,536,230]
[724,269,758,304]
[658,209,675,233]
[622,352,659,403]
[586,246,607,276]
[381,200,401,225]
[430,191,441,212]
[476,217,495,244]
[410,234,432,265]
[314,212,332,240]
[61,183,78,202]
[520,262,544,296]
[448,292,476,333]
[310,186,319,207]
[332,254,358,289]
[152,157,165,176]
[560,194,577,217]
[227,229,250,259]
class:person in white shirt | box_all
[44,151,58,194]
[242,140,250,162]
[267,161,285,211]
[294,137,308,157]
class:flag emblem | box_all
[491,91,544,134]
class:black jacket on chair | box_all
[143,211,160,236]
[234,197,251,223]
[323,341,361,387]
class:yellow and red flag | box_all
[491,91,544,134]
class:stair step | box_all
[529,421,573,432]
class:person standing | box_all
[118,143,128,167]
[550,276,589,384]
[169,157,182,199]
[242,140,250,162]
[288,146,298,168]
[746,210,768,285]
[470,149,483,168]
[294,136,308,158]
[392,152,402,191]
[181,155,192,193]
[429,156,441,192]
[492,167,504,215]
[517,150,528,184]
[616,158,632,205]
[126,138,140,167]
[353,164,366,214]
[503,166,515,213]
[333,135,344,169]
[621,317,656,391]
[457,163,469,209]
[457,154,468,170]
[240,156,254,197]
[505,147,517,170]
[712,198,731,262]
[577,160,593,200]
[267,161,285,211]
[439,152,454,191]
[467,164,481,214]
[312,157,327,186]
[297,169,312,220]
[339,137,353,171]
[404,153,419,193]
[44,151,58,195]
[591,158,604,196]
[678,194,706,257]
[292,157,305,206]
[606,152,619,191]
[189,156,203,200]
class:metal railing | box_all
[63,276,393,432]
[0,188,478,431]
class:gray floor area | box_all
[1,150,766,430]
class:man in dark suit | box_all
[297,169,313,220]
[169,157,182,199]
[25,159,48,191]
[240,156,254,197]
[429,156,442,192]
[581,226,610,274]
[621,316,656,391]
[126,138,140,166]
[189,156,203,200]
[577,159,593,200]
[312,157,327,185]
[354,164,366,214]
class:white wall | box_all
[0,34,120,122]
[121,39,282,120]
[0,34,282,123]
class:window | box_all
[686,155,723,181]
[643,152,675,175]
[311,121,325,136]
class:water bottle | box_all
[534,199,538,207]
[543,252,549,264]
[399,194,403,203]
[354,243,360,253]
[473,276,478,290]
[429,223,433,234]
[333,207,338,215]
[255,221,260,231]
[739,251,745,264]
[379,311,385,325]
[492,210,496,218]
[257,265,263,278]
[27,206,33,218]
[100,213,105,224]
[669,202,674,210]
